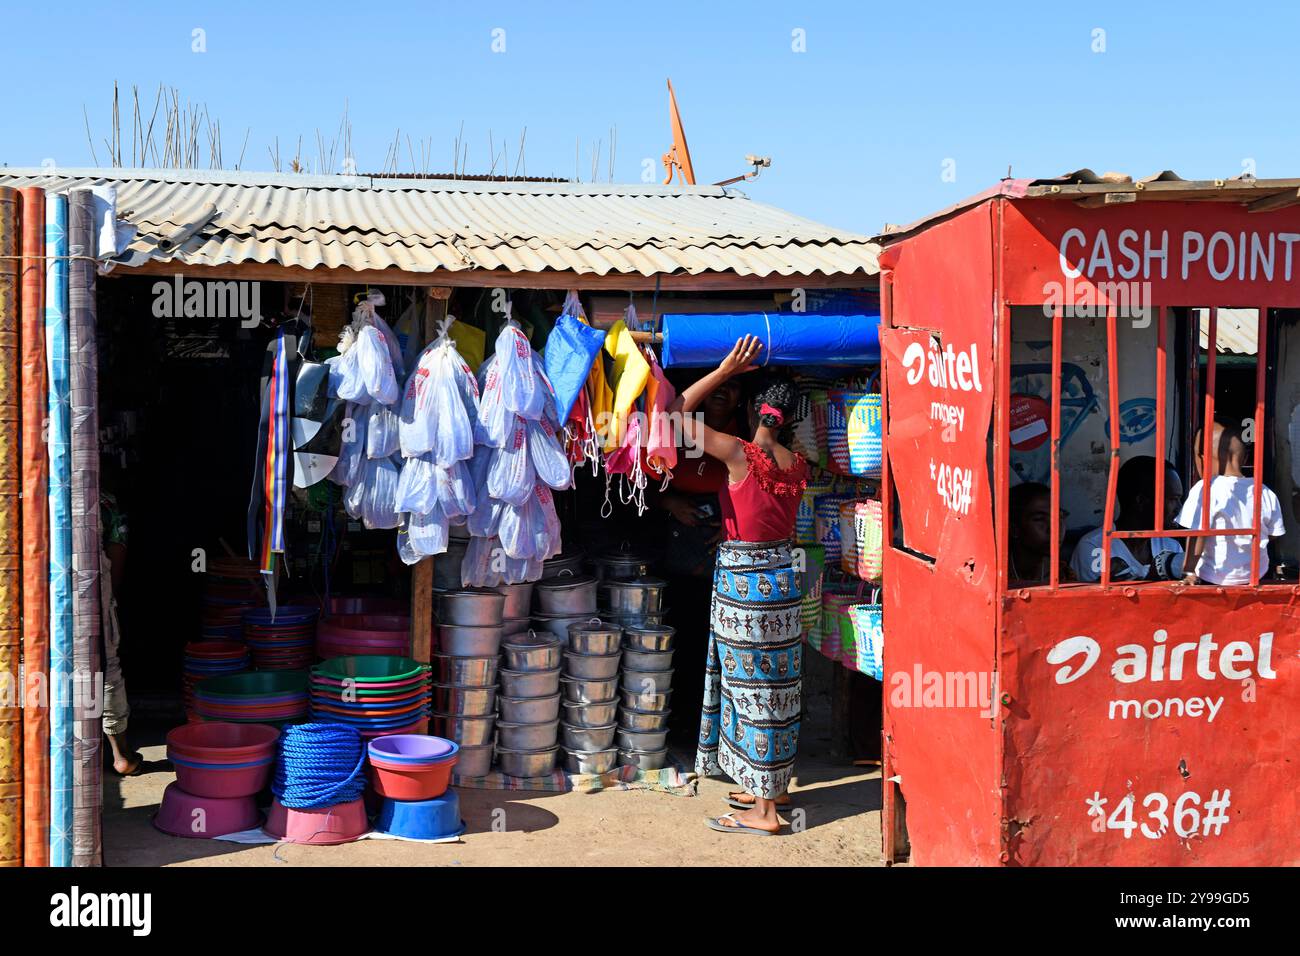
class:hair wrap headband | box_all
[759,403,785,425]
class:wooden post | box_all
[408,287,452,664]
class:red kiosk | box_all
[877,173,1300,865]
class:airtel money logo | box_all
[1046,630,1278,685]
[901,340,983,392]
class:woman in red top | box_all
[672,335,808,836]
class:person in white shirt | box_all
[1177,422,1285,585]
[1069,456,1186,582]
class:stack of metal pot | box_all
[433,587,507,777]
[496,629,563,778]
[557,620,623,773]
[531,570,599,645]
[598,575,669,630]
[617,625,675,770]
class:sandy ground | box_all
[105,724,882,867]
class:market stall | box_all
[0,167,882,862]
[877,173,1300,866]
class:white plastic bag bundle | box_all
[461,534,501,587]
[476,356,509,448]
[397,517,422,566]
[528,417,571,490]
[398,344,438,456]
[395,454,438,514]
[534,483,562,559]
[408,506,450,556]
[401,338,479,464]
[360,457,401,529]
[434,460,477,518]
[496,323,545,419]
[330,402,367,487]
[367,404,400,459]
[355,325,400,407]
[487,416,535,506]
[430,356,475,466]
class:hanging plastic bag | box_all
[532,483,562,560]
[435,460,477,519]
[487,416,536,506]
[329,401,367,487]
[394,454,438,514]
[476,355,510,448]
[360,456,402,529]
[367,404,400,459]
[542,298,606,423]
[462,534,500,587]
[396,517,423,566]
[408,504,450,556]
[355,325,400,406]
[528,417,571,490]
[495,322,545,419]
[430,359,475,466]
[497,495,537,560]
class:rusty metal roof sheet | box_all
[0,167,878,280]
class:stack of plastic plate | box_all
[242,605,319,670]
[182,640,250,721]
[193,670,309,725]
[201,556,264,640]
[317,614,411,659]
[310,656,432,739]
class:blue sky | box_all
[0,1,1294,235]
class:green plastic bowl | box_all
[312,655,429,683]
[194,670,309,700]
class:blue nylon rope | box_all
[272,722,367,809]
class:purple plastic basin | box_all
[368,734,456,764]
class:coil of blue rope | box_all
[272,722,367,809]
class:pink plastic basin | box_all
[153,782,260,839]
[166,721,280,762]
[172,756,273,798]
[264,798,369,845]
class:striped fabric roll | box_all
[45,193,73,867]
[0,187,22,867]
[68,190,102,867]
[20,186,49,867]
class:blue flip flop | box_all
[706,812,778,836]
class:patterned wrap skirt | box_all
[695,539,803,799]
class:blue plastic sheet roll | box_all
[660,311,880,368]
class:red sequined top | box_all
[719,441,809,543]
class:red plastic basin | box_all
[166,721,280,762]
[173,757,273,798]
[367,755,457,801]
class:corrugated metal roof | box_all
[0,167,879,280]
[1199,307,1259,355]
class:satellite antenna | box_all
[662,79,696,186]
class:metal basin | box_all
[501,617,531,636]
[622,668,673,694]
[437,588,506,627]
[534,573,598,615]
[563,649,622,680]
[619,707,671,732]
[599,577,667,616]
[562,747,618,774]
[618,747,668,771]
[501,634,562,672]
[497,692,561,724]
[498,666,561,699]
[604,610,670,629]
[439,624,503,657]
[433,653,498,687]
[432,682,497,716]
[433,537,470,590]
[560,676,620,705]
[532,613,592,643]
[622,626,675,653]
[567,620,622,656]
[494,582,535,619]
[560,722,617,751]
[620,686,672,711]
[561,699,618,728]
[617,727,668,752]
[620,647,674,673]
[590,547,649,582]
[542,550,586,579]
[433,712,496,746]
[455,743,494,777]
[497,719,559,751]
[497,746,559,778]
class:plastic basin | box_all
[265,797,369,845]
[313,656,427,683]
[153,782,260,838]
[166,721,279,763]
[195,670,309,699]
[172,755,273,798]
[374,791,463,840]
[368,734,456,763]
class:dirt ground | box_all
[105,721,882,867]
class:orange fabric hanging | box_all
[0,187,21,867]
[20,187,48,867]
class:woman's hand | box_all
[717,335,763,377]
